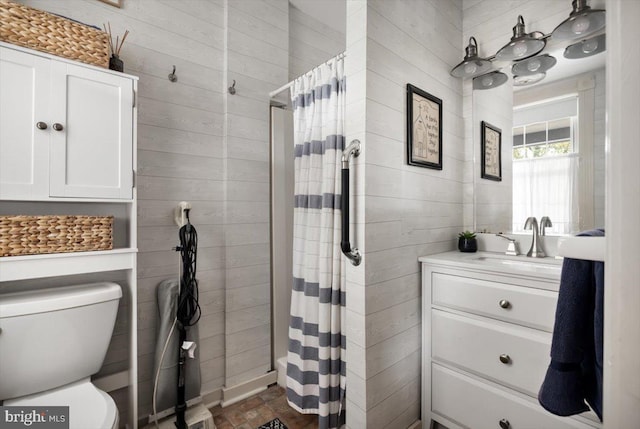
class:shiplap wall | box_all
[223,0,288,389]
[10,0,349,423]
[16,0,226,422]
[288,4,346,81]
[345,1,464,427]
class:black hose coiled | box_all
[177,223,201,326]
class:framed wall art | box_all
[481,121,502,181]
[406,84,442,170]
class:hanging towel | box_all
[539,229,604,420]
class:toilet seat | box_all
[4,378,118,429]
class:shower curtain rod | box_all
[269,51,346,98]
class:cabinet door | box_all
[0,47,50,200]
[49,61,133,199]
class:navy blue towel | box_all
[539,229,604,421]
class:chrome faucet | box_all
[495,233,519,256]
[524,217,545,257]
[540,216,552,236]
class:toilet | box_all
[0,282,122,429]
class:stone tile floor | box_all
[210,385,318,429]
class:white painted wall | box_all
[345,0,464,427]
[604,0,640,426]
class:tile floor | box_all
[210,385,318,429]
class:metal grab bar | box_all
[341,139,362,266]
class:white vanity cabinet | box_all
[421,252,600,429]
[0,45,134,200]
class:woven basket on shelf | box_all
[0,0,110,68]
[0,215,113,257]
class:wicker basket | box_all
[0,215,113,257]
[0,0,110,68]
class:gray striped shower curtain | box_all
[286,55,346,429]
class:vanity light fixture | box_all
[473,71,508,90]
[511,54,557,76]
[450,37,492,78]
[551,0,606,41]
[564,33,606,59]
[495,16,546,62]
[513,72,547,87]
[449,2,606,90]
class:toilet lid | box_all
[4,379,118,429]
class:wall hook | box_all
[168,65,178,83]
[228,79,236,95]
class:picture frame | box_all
[481,121,502,181]
[406,84,442,170]
[98,0,123,8]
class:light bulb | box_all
[481,75,494,87]
[582,39,598,53]
[512,41,528,58]
[571,16,591,35]
[464,62,477,75]
[527,59,541,72]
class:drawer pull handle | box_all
[53,123,64,131]
[499,299,511,309]
[499,419,511,429]
[36,121,48,130]
[499,354,511,364]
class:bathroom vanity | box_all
[420,252,601,429]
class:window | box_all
[513,117,575,160]
[512,97,579,234]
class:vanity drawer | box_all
[432,309,551,398]
[431,272,558,331]
[431,364,595,429]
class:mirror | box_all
[472,27,606,236]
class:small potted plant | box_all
[458,231,477,253]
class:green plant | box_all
[458,230,476,239]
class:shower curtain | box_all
[286,55,346,429]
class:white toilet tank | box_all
[0,282,122,401]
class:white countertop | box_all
[419,251,563,281]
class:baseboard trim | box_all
[138,371,277,427]
[408,420,422,429]
[220,371,278,408]
[202,387,223,409]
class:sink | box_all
[473,255,562,271]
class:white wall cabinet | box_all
[420,252,601,429]
[0,45,134,201]
[0,42,139,429]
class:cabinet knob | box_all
[499,419,511,429]
[499,354,511,364]
[52,123,64,131]
[36,121,48,130]
[499,299,511,309]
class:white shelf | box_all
[0,248,137,281]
